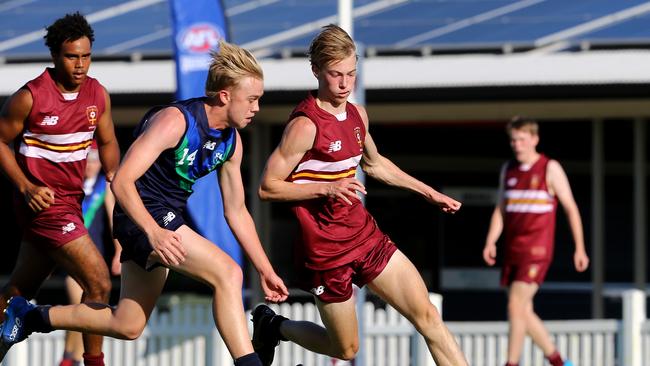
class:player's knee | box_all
[222,260,243,286]
[85,277,112,300]
[333,342,359,360]
[413,304,443,332]
[114,319,146,340]
[208,259,243,290]
[507,298,526,317]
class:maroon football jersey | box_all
[287,92,386,270]
[17,68,105,203]
[502,154,557,264]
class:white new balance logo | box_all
[40,116,59,126]
[62,222,76,234]
[311,285,325,296]
[162,212,176,226]
[203,141,216,150]
[328,140,342,153]
[8,318,22,341]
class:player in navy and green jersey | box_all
[112,96,239,269]
[1,42,288,366]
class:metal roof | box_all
[2,0,650,59]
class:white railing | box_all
[2,295,231,366]
[641,321,650,366]
[2,290,648,366]
[447,319,619,366]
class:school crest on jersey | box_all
[86,106,99,126]
[353,127,362,149]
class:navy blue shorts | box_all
[113,204,186,271]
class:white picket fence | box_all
[447,319,619,366]
[2,290,649,366]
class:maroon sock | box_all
[505,363,519,366]
[82,352,105,366]
[547,351,564,366]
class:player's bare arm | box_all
[94,86,120,182]
[0,88,55,212]
[103,186,122,275]
[259,115,365,205]
[356,104,461,213]
[95,88,122,273]
[483,164,507,266]
[220,132,288,303]
[111,107,187,266]
[547,159,589,272]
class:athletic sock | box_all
[59,358,80,366]
[234,352,262,366]
[82,352,105,366]
[25,305,53,333]
[270,314,288,341]
[547,351,564,366]
[59,351,81,366]
[505,363,519,366]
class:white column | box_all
[621,289,645,366]
[338,0,353,39]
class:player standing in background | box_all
[253,24,468,366]
[0,12,120,366]
[482,117,589,366]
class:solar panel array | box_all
[1,0,649,59]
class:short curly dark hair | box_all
[44,12,94,55]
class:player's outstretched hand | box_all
[483,243,497,266]
[325,178,366,205]
[24,184,55,212]
[148,227,186,266]
[574,250,589,272]
[431,192,462,214]
[260,272,289,303]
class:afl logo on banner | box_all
[178,23,224,54]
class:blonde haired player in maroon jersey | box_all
[253,24,468,366]
[0,12,119,366]
[483,117,590,366]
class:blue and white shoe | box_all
[0,296,36,360]
[563,361,574,366]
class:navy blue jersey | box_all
[132,97,236,213]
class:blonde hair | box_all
[308,24,356,69]
[205,41,263,98]
[507,116,539,136]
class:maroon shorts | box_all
[500,260,551,287]
[299,235,398,303]
[16,197,88,249]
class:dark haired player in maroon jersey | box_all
[482,117,589,366]
[252,24,468,366]
[0,12,119,366]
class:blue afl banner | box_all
[169,0,242,267]
[170,0,227,99]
